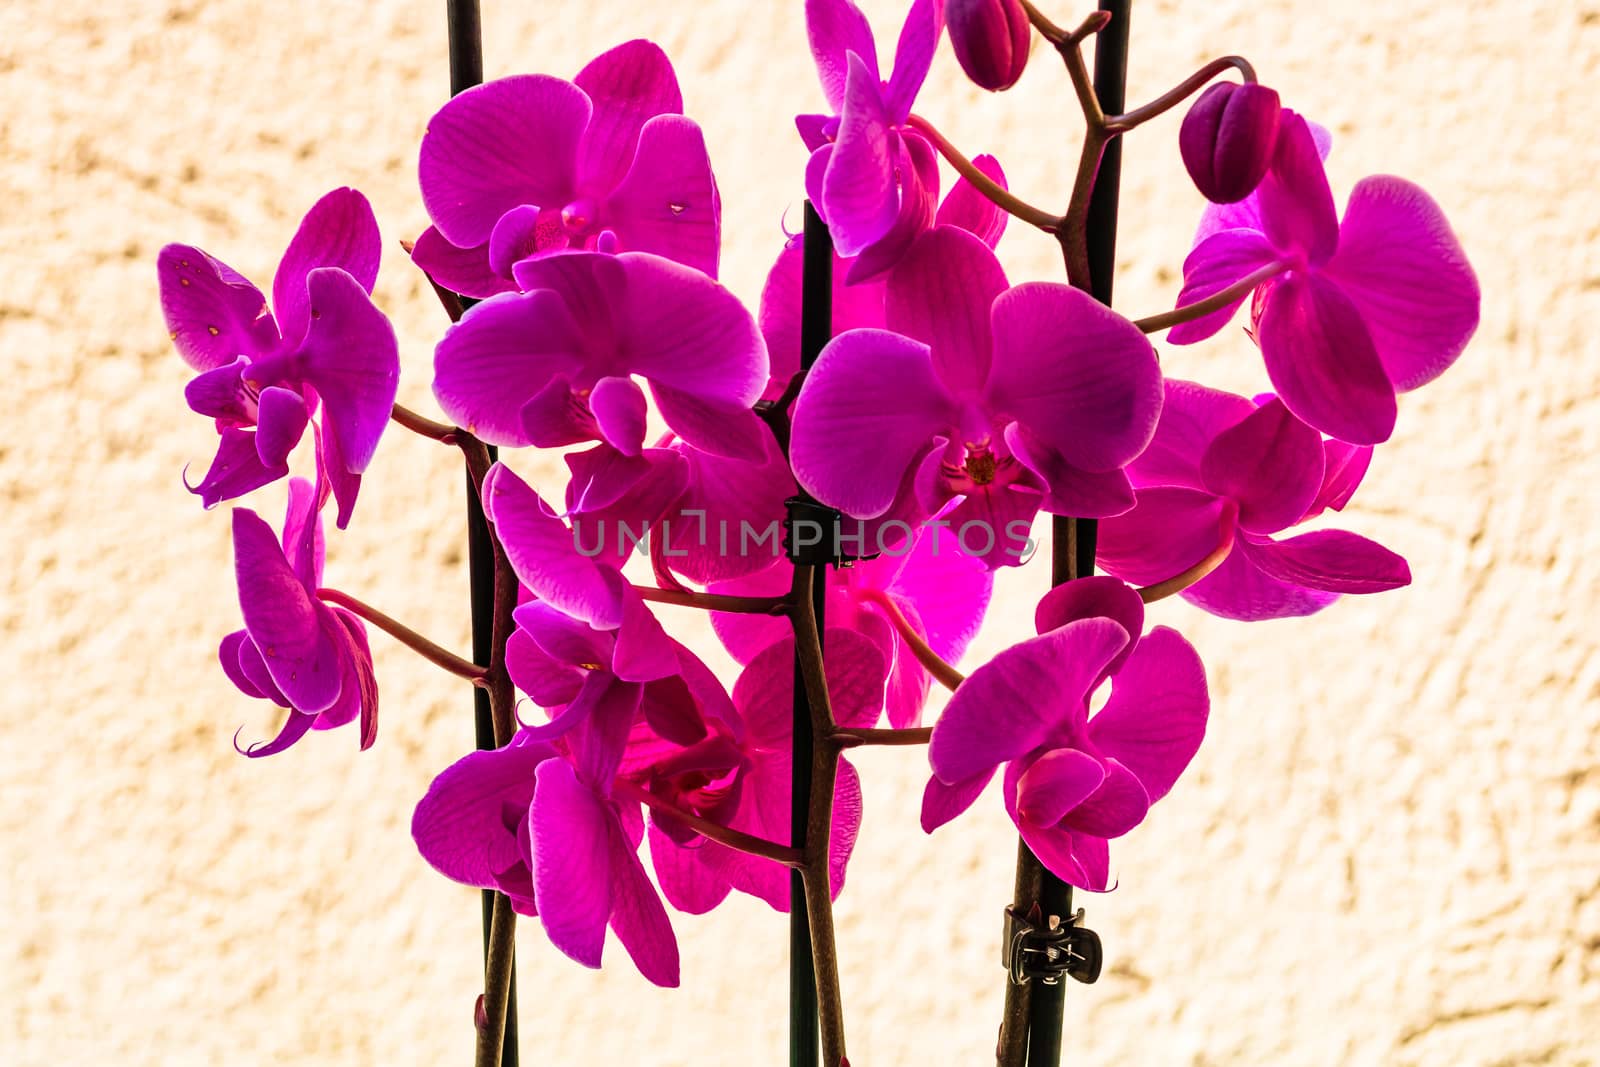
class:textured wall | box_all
[4,0,1597,1064]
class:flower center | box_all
[964,447,997,486]
[561,198,597,236]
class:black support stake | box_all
[448,3,517,1065]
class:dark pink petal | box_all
[733,629,887,743]
[791,329,956,518]
[822,54,899,256]
[234,627,289,707]
[273,188,381,345]
[886,226,1007,397]
[607,116,720,278]
[939,475,1045,569]
[574,40,683,193]
[889,525,993,664]
[605,820,681,987]
[506,627,585,707]
[928,619,1132,784]
[650,385,768,461]
[1165,228,1279,345]
[1060,758,1149,838]
[328,612,378,747]
[758,236,887,400]
[612,588,679,683]
[293,268,399,473]
[232,508,342,713]
[1322,176,1480,391]
[279,474,324,588]
[185,357,256,426]
[589,376,647,455]
[514,600,616,672]
[519,378,597,448]
[1070,833,1111,892]
[252,387,309,469]
[1096,486,1234,587]
[1181,540,1339,621]
[1034,574,1144,681]
[412,736,554,888]
[648,825,732,914]
[614,253,764,404]
[842,131,939,285]
[828,758,864,898]
[1088,627,1208,803]
[159,245,276,371]
[1127,379,1254,490]
[1006,771,1095,888]
[1243,529,1410,594]
[531,760,613,968]
[1200,396,1325,535]
[1014,748,1104,828]
[985,283,1162,471]
[219,630,271,701]
[1179,82,1281,204]
[935,153,1008,247]
[433,289,587,446]
[663,435,795,585]
[883,0,942,123]
[1258,271,1397,445]
[1005,425,1138,519]
[796,112,837,152]
[1254,112,1338,263]
[314,422,362,531]
[482,463,626,630]
[805,0,880,111]
[920,769,994,832]
[419,75,590,248]
[1305,440,1373,520]
[485,205,552,277]
[235,709,318,759]
[185,428,286,508]
[410,226,513,300]
[707,565,792,664]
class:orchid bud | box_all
[1179,81,1282,203]
[947,0,1031,92]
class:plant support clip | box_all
[1002,906,1102,986]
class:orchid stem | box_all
[614,780,804,867]
[631,586,792,616]
[391,402,460,443]
[860,589,966,692]
[1107,55,1258,132]
[906,114,1064,233]
[1133,260,1286,334]
[830,726,933,748]
[315,587,487,683]
[1136,523,1235,603]
[474,892,516,1067]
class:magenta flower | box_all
[223,478,377,756]
[1167,111,1479,445]
[413,39,720,298]
[789,225,1163,567]
[433,251,768,461]
[1096,379,1410,620]
[709,526,993,728]
[159,188,399,528]
[946,0,1031,92]
[760,154,1010,397]
[800,0,944,256]
[923,577,1208,890]
[564,443,690,572]
[644,630,883,913]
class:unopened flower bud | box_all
[1179,81,1282,203]
[948,0,1031,92]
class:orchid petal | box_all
[1014,748,1104,828]
[589,376,647,456]
[186,428,286,508]
[531,760,614,967]
[648,825,732,915]
[419,75,590,247]
[1088,627,1208,803]
[294,268,399,473]
[605,816,681,987]
[805,0,880,111]
[1127,379,1255,490]
[273,188,381,345]
[1034,574,1144,680]
[412,735,555,888]
[986,283,1162,471]
[253,387,310,469]
[1181,539,1339,621]
[1242,529,1410,594]
[649,385,768,461]
[613,253,765,404]
[1258,271,1396,445]
[158,245,275,371]
[935,153,1008,247]
[886,226,1007,396]
[574,40,683,192]
[1165,228,1279,345]
[920,768,994,832]
[607,116,721,278]
[791,328,955,518]
[1323,176,1480,391]
[822,54,899,256]
[1061,757,1149,838]
[1200,396,1325,534]
[1254,112,1338,263]
[231,508,342,713]
[884,0,942,123]
[410,225,514,300]
[482,463,626,630]
[1096,487,1234,588]
[928,619,1131,784]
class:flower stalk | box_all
[315,587,486,682]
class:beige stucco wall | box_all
[4,0,1597,1063]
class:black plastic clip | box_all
[784,496,843,565]
[1002,906,1102,986]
